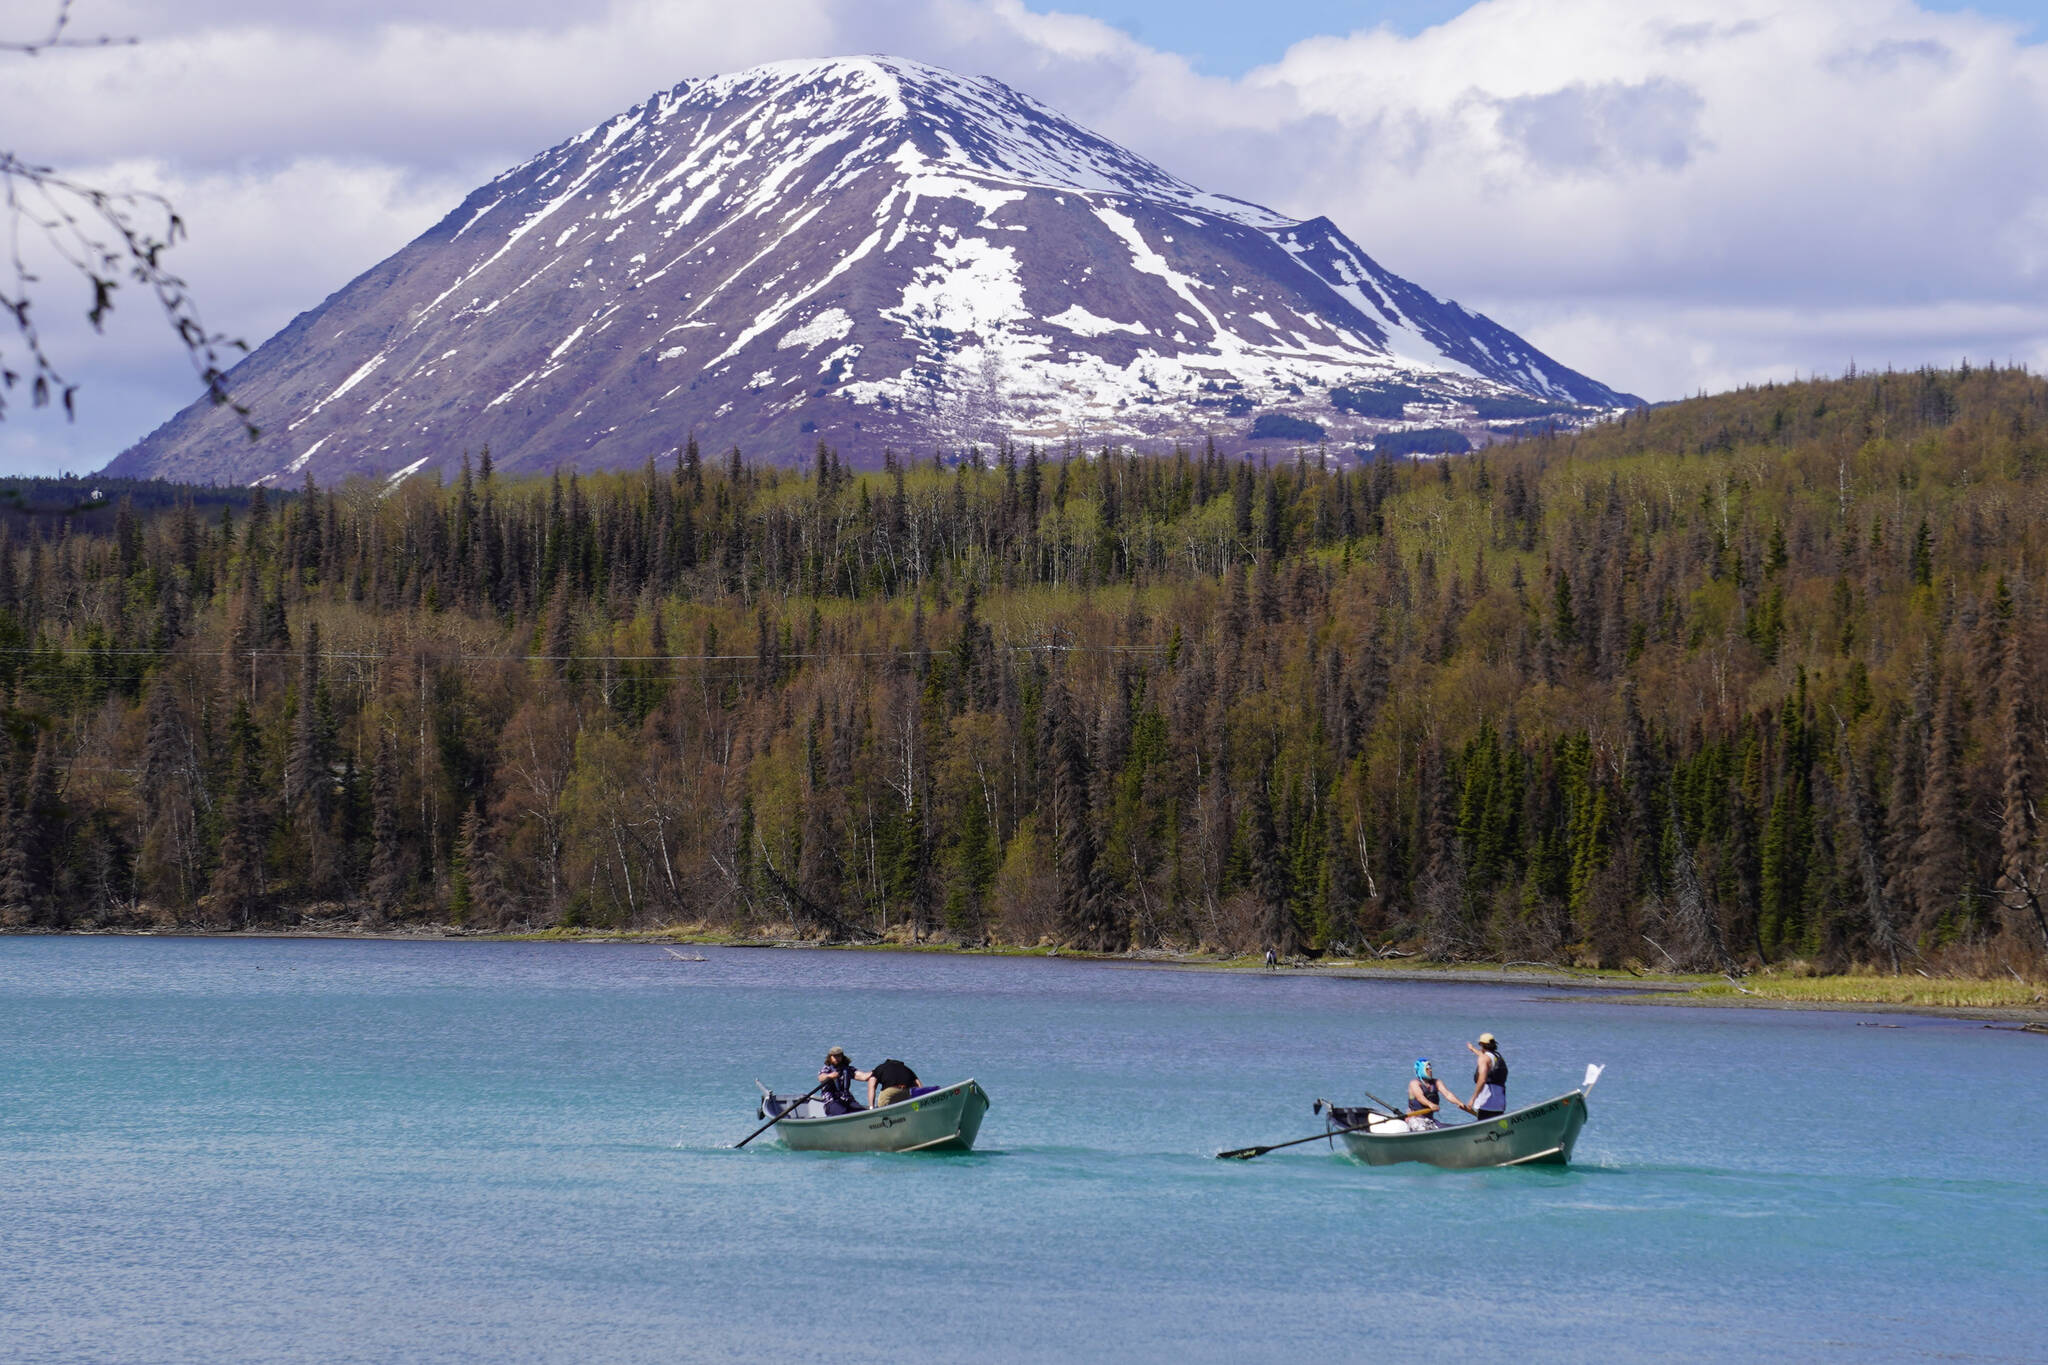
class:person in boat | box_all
[862,1058,921,1108]
[1452,1032,1508,1120]
[817,1046,864,1116]
[1403,1059,1444,1131]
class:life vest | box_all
[821,1065,855,1107]
[1476,1050,1507,1114]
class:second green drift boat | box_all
[1323,1064,1603,1169]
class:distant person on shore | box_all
[863,1057,920,1108]
[1404,1059,1444,1131]
[1454,1033,1508,1120]
[818,1046,863,1115]
[1264,947,1277,970]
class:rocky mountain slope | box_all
[108,56,1637,484]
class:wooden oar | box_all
[1217,1111,1394,1160]
[733,1081,827,1149]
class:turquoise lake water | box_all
[0,938,2040,1363]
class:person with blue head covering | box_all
[1403,1058,1444,1131]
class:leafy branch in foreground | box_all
[0,1,253,433]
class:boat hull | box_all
[760,1079,990,1153]
[1330,1090,1589,1169]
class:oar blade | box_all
[1215,1145,1270,1160]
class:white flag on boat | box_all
[1582,1063,1605,1093]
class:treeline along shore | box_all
[2,364,2047,979]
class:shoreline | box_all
[13,924,2046,1026]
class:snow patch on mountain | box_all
[779,308,854,350]
[1047,305,1148,338]
[108,54,1636,486]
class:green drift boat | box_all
[1324,1065,1603,1169]
[755,1078,991,1153]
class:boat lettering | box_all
[1468,1098,1567,1142]
[869,1114,906,1130]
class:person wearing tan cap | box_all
[817,1046,862,1115]
[1450,1032,1508,1120]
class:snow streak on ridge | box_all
[109,55,1635,486]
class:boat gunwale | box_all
[768,1077,983,1129]
[1333,1088,1587,1146]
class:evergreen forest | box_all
[3,363,2046,977]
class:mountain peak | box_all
[107,56,1634,485]
[638,55,1263,223]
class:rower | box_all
[1404,1059,1444,1131]
[1455,1032,1508,1120]
[818,1046,863,1115]
[863,1057,921,1108]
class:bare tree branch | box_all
[0,0,136,56]
[1,3,253,433]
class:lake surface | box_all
[0,938,2040,1363]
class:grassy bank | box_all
[488,925,2048,1016]
[1694,974,2047,1010]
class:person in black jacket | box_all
[862,1057,920,1108]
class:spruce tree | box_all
[1042,683,1110,951]
[1664,774,1733,971]
[18,736,61,923]
[1911,674,1970,944]
[1249,772,1293,957]
[1418,739,1466,959]
[1321,776,1364,951]
[367,730,406,920]
[1836,718,1904,970]
[0,764,29,921]
[1759,691,1814,957]
[207,701,269,928]
[1993,633,2048,950]
[543,580,575,681]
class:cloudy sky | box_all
[4,0,2048,475]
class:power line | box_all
[0,643,1168,660]
[0,641,1173,677]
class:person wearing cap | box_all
[817,1046,863,1115]
[1403,1059,1444,1131]
[1453,1032,1508,1120]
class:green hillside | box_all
[1,363,2044,977]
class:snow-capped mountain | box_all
[108,56,1636,484]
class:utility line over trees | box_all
[0,365,2042,979]
[1,1,250,430]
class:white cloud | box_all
[904,0,2048,399]
[1511,300,2048,406]
[2,0,2044,474]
